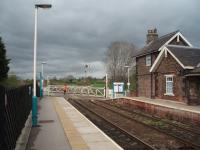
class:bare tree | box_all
[105,41,137,83]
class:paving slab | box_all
[53,97,123,150]
[26,97,71,150]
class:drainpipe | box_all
[151,72,153,99]
[150,55,153,99]
[184,76,187,104]
[136,58,138,97]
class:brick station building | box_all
[135,29,200,105]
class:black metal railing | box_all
[0,84,34,150]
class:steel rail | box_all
[98,100,200,135]
[91,100,200,150]
[70,99,156,150]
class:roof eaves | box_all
[184,74,200,77]
[184,66,194,69]
[133,50,158,58]
[150,47,167,72]
[150,46,194,72]
[178,32,193,47]
[158,31,180,51]
[158,30,179,40]
[158,31,193,51]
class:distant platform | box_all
[116,96,200,123]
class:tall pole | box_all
[32,6,38,127]
[41,62,46,97]
[33,7,38,97]
[124,65,130,93]
[105,73,108,98]
[42,63,44,78]
[41,63,44,97]
[127,67,130,91]
[84,64,88,85]
[40,72,42,97]
[32,4,52,127]
[47,75,50,96]
[41,62,46,78]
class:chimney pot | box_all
[146,28,158,44]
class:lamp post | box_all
[46,74,56,96]
[124,65,130,92]
[32,4,51,127]
[84,64,88,84]
[41,62,46,97]
[105,73,108,98]
[41,62,46,78]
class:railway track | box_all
[101,100,200,134]
[68,98,156,150]
[67,98,194,150]
[90,100,200,150]
[103,100,200,133]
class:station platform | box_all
[26,96,122,150]
[119,96,200,122]
[126,97,200,113]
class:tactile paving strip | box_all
[53,98,89,150]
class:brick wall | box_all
[155,54,187,103]
[136,52,158,98]
[117,98,200,123]
[187,76,200,105]
[137,75,151,97]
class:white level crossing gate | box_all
[46,85,105,97]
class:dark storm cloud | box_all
[1,0,200,78]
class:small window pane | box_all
[167,77,172,81]
[166,82,173,93]
[166,76,173,95]
[146,55,151,66]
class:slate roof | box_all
[135,30,179,57]
[166,45,200,67]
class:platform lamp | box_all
[124,65,130,92]
[32,4,52,127]
[40,62,47,97]
[84,64,89,84]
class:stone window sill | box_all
[164,93,175,96]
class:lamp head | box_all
[35,4,52,9]
[124,65,130,68]
[42,62,47,65]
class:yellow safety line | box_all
[53,97,89,150]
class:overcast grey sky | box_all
[0,0,200,78]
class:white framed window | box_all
[146,55,151,66]
[165,75,174,96]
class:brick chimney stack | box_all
[146,28,158,44]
